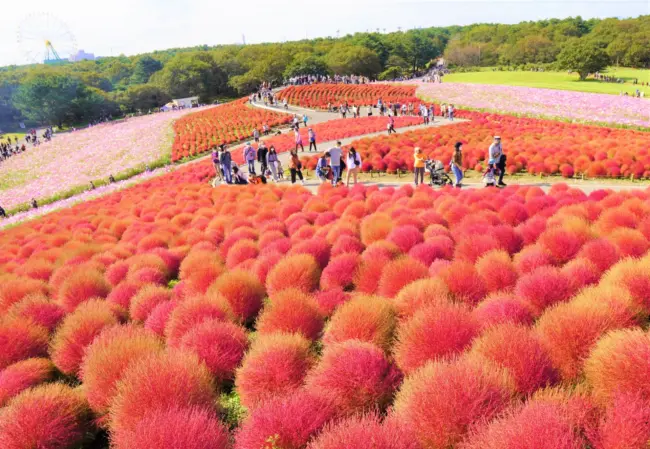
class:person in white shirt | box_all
[346,146,362,187]
[328,142,343,185]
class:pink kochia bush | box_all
[256,289,324,340]
[0,358,56,407]
[0,317,49,371]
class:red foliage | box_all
[266,254,321,295]
[57,268,111,312]
[0,277,48,313]
[290,239,331,268]
[387,225,424,253]
[577,238,621,272]
[539,227,586,264]
[129,285,172,323]
[591,393,650,449]
[394,303,479,375]
[106,281,141,310]
[144,300,178,337]
[256,289,324,340]
[165,293,232,346]
[313,288,351,316]
[320,253,360,291]
[515,266,574,314]
[0,358,55,407]
[391,277,451,320]
[473,294,535,330]
[0,317,49,371]
[476,250,518,294]
[377,256,429,298]
[208,270,265,324]
[513,245,553,275]
[7,294,65,332]
[438,261,487,305]
[609,228,649,258]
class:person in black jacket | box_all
[0,205,6,218]
[257,141,269,176]
[219,147,233,184]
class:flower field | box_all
[0,109,200,211]
[416,81,650,128]
[277,84,420,109]
[1,147,650,448]
[298,111,650,179]
[172,99,292,161]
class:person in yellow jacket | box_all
[414,147,426,186]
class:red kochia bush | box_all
[80,325,164,415]
[323,295,396,352]
[391,278,451,320]
[539,227,586,264]
[164,293,232,346]
[106,281,141,311]
[179,319,249,383]
[0,277,48,313]
[256,289,324,340]
[144,300,178,337]
[473,294,535,330]
[0,383,90,449]
[320,253,360,291]
[577,238,621,272]
[57,268,111,312]
[234,390,337,449]
[109,350,217,436]
[305,340,402,415]
[592,393,650,449]
[308,413,422,449]
[111,406,230,449]
[7,294,65,332]
[208,270,266,324]
[129,285,172,323]
[459,399,586,449]
[476,250,518,294]
[314,288,351,317]
[392,356,514,449]
[584,328,650,406]
[438,261,487,305]
[236,333,315,409]
[0,358,56,407]
[387,225,424,253]
[377,256,429,298]
[514,266,574,314]
[0,317,49,371]
[266,254,321,295]
[290,239,331,269]
[471,323,558,394]
[394,303,479,375]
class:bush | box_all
[387,225,423,253]
[256,289,324,340]
[208,270,266,324]
[106,281,141,310]
[0,358,56,407]
[0,383,90,449]
[0,317,49,371]
[438,261,487,305]
[236,333,315,409]
[394,303,479,375]
[165,293,232,346]
[377,256,429,298]
[0,277,48,313]
[313,288,350,317]
[266,254,321,295]
[600,259,650,313]
[305,341,402,415]
[179,319,249,384]
[320,253,360,291]
[584,328,650,406]
[57,268,111,312]
[80,324,164,415]
[144,300,178,337]
[514,266,573,314]
[111,406,230,449]
[591,393,650,449]
[7,294,65,333]
[539,227,586,264]
[129,285,172,323]
[323,295,396,352]
[391,278,451,320]
[392,356,514,449]
[577,238,621,272]
[473,294,535,330]
[476,250,518,294]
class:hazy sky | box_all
[1,0,647,66]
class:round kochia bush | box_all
[256,288,324,340]
[0,358,56,407]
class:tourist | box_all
[0,205,6,218]
[220,148,233,184]
[263,123,270,135]
[308,128,317,152]
[316,152,330,184]
[288,150,305,185]
[211,147,223,184]
[283,98,289,110]
[441,103,447,117]
[243,142,257,175]
[292,114,300,129]
[302,114,308,127]
[253,128,260,142]
[31,198,38,209]
[267,146,280,181]
[414,147,425,186]
[257,141,269,176]
[387,115,396,135]
[346,147,362,187]
[294,129,305,152]
[451,142,463,187]
[232,166,249,184]
[329,142,343,186]
[448,104,455,121]
[488,136,506,187]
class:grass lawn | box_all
[0,133,26,142]
[444,67,650,96]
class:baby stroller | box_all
[425,159,452,187]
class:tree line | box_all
[0,15,647,129]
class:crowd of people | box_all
[285,74,372,86]
[0,127,54,163]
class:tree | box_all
[557,38,609,80]
[326,44,382,78]
[12,70,80,127]
[150,52,228,101]
[378,66,404,81]
[116,85,171,112]
[130,55,163,84]
[284,53,330,78]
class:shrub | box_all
[600,259,650,313]
[0,317,49,371]
[387,225,424,253]
[236,333,315,409]
[438,261,487,305]
[391,278,451,320]
[512,245,553,275]
[106,281,141,311]
[180,251,225,294]
[308,413,422,449]
[234,390,337,449]
[0,383,90,449]
[360,214,394,245]
[256,289,324,340]
[577,238,621,272]
[394,303,479,375]
[331,236,365,257]
[313,288,350,317]
[0,358,56,407]
[323,295,396,352]
[251,252,283,285]
[129,285,172,323]
[165,293,232,346]
[561,258,601,292]
[7,294,65,333]
[408,240,453,267]
[392,356,514,449]
[584,328,650,406]
[475,250,518,294]
[305,340,402,415]
[0,277,48,313]
[179,319,249,383]
[80,324,164,415]
[471,323,558,394]
[377,256,429,298]
[226,239,259,269]
[110,406,230,449]
[354,258,386,294]
[361,240,402,262]
[105,262,129,286]
[144,300,178,337]
[514,266,573,314]
[208,270,266,324]
[57,268,111,312]
[473,294,535,330]
[109,349,217,436]
[290,239,331,269]
[454,234,502,264]
[608,228,649,258]
[266,254,321,295]
[320,253,360,291]
[591,393,650,449]
[539,227,586,264]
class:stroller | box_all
[425,159,453,187]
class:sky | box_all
[1,0,647,66]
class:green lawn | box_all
[444,67,650,96]
[0,133,26,142]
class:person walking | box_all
[448,104,455,121]
[316,152,330,184]
[329,142,343,186]
[387,115,396,135]
[488,136,507,186]
[243,142,256,175]
[267,146,280,181]
[308,128,317,152]
[289,150,305,185]
[346,147,362,187]
[294,129,305,152]
[253,128,260,142]
[257,141,269,176]
[414,147,425,186]
[220,147,233,184]
[302,114,308,128]
[211,147,223,186]
[451,142,464,187]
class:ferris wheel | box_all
[17,13,77,65]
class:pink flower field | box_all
[0,108,207,210]
[416,82,650,128]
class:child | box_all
[276,159,285,180]
[483,164,498,187]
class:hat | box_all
[494,136,501,140]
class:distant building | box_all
[69,50,95,62]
